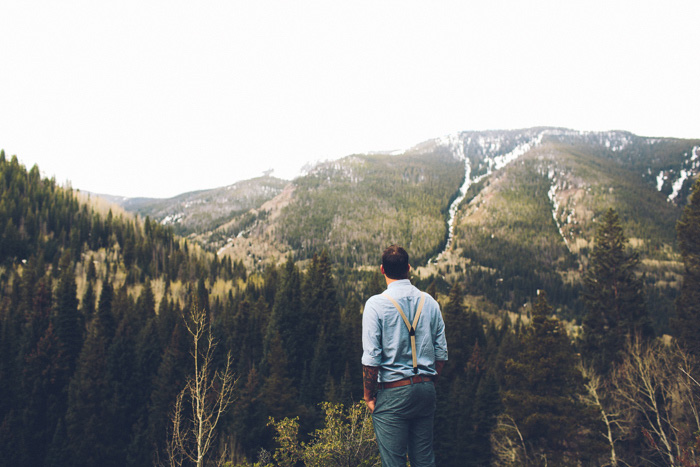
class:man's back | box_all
[362,279,447,383]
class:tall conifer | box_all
[63,321,112,467]
[497,292,602,464]
[673,178,700,356]
[435,283,488,466]
[302,251,342,403]
[261,329,299,421]
[268,257,304,382]
[54,258,82,372]
[581,208,652,374]
[148,315,188,463]
[21,324,69,466]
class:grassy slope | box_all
[431,141,683,321]
[272,149,465,266]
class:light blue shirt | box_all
[362,279,448,383]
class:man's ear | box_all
[380,264,385,276]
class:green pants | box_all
[372,381,437,467]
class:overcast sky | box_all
[1,1,699,198]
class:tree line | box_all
[1,151,700,466]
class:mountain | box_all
[432,129,698,322]
[101,174,288,236]
[107,127,699,322]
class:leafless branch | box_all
[166,305,238,467]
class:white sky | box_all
[1,1,699,198]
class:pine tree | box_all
[14,263,57,466]
[261,329,299,421]
[580,208,652,374]
[20,323,69,466]
[435,283,488,467]
[54,258,83,373]
[63,321,112,467]
[127,316,163,467]
[268,257,305,383]
[0,285,23,467]
[148,317,188,463]
[229,366,268,461]
[196,276,210,314]
[136,279,156,326]
[81,282,96,322]
[302,251,342,404]
[339,294,363,401]
[496,292,602,465]
[471,369,500,466]
[19,260,51,360]
[105,305,141,466]
[441,282,470,378]
[672,178,700,356]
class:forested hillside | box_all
[103,175,288,237]
[433,138,687,328]
[2,127,700,467]
[0,152,378,466]
[272,150,464,265]
[0,152,249,465]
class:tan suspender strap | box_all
[382,293,427,374]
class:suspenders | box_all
[382,292,427,374]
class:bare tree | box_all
[166,305,237,467]
[491,414,531,466]
[610,336,700,466]
[579,364,629,467]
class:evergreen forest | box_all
[2,148,700,467]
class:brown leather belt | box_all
[379,375,434,390]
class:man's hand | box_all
[363,365,379,413]
[366,398,376,413]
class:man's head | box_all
[381,244,410,280]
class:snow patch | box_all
[491,132,544,171]
[161,213,184,225]
[440,160,472,254]
[438,133,466,161]
[670,169,690,201]
[547,172,570,251]
[656,171,666,192]
[432,130,546,262]
[659,147,700,202]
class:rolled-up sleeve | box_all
[362,301,383,367]
[433,310,448,361]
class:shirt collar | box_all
[387,279,412,289]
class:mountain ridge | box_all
[100,174,288,236]
[106,127,699,210]
[100,127,700,322]
[196,127,695,323]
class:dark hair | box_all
[382,245,410,279]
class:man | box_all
[362,245,448,467]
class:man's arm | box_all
[435,360,446,381]
[432,301,448,380]
[363,365,379,413]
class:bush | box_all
[237,401,380,467]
